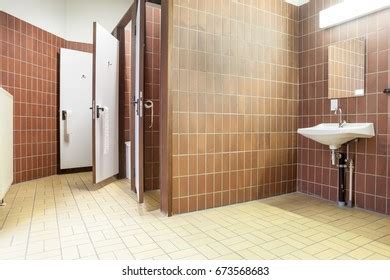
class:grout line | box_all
[64,173,99,259]
[91,176,208,259]
[51,175,64,259]
[23,179,38,260]
[77,174,136,260]
[1,173,389,260]
[0,183,22,231]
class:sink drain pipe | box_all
[346,143,354,208]
[338,153,347,207]
[332,143,355,208]
[347,159,354,207]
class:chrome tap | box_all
[334,107,346,128]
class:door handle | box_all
[144,100,153,128]
[96,105,105,119]
[62,110,67,120]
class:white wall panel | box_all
[0,0,133,43]
[0,0,66,38]
[65,0,132,43]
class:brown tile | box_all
[297,3,389,216]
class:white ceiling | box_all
[285,0,310,6]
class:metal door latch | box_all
[132,91,143,117]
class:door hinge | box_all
[91,100,96,119]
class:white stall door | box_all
[93,22,119,184]
[60,48,92,170]
[133,0,146,203]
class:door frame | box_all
[159,0,172,216]
[132,0,145,203]
[92,23,97,182]
[113,0,172,215]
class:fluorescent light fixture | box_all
[320,0,390,29]
[354,89,364,96]
[284,0,310,6]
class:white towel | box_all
[102,106,109,155]
[65,110,72,136]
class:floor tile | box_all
[0,172,389,260]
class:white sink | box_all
[298,123,375,150]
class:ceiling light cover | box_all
[320,0,390,29]
[284,0,310,6]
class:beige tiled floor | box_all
[0,172,389,260]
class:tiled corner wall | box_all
[298,0,390,214]
[170,0,300,214]
[144,3,161,191]
[0,11,92,183]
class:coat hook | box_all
[81,74,86,79]
[107,61,112,66]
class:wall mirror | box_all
[328,37,366,99]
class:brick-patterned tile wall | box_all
[298,0,390,214]
[170,0,300,214]
[0,11,92,183]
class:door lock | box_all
[132,92,143,117]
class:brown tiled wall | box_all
[65,41,93,53]
[170,0,300,214]
[124,27,131,142]
[144,3,161,191]
[298,0,390,214]
[0,12,92,184]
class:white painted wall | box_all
[0,0,67,38]
[0,0,133,43]
[66,0,132,43]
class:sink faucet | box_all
[334,107,346,128]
